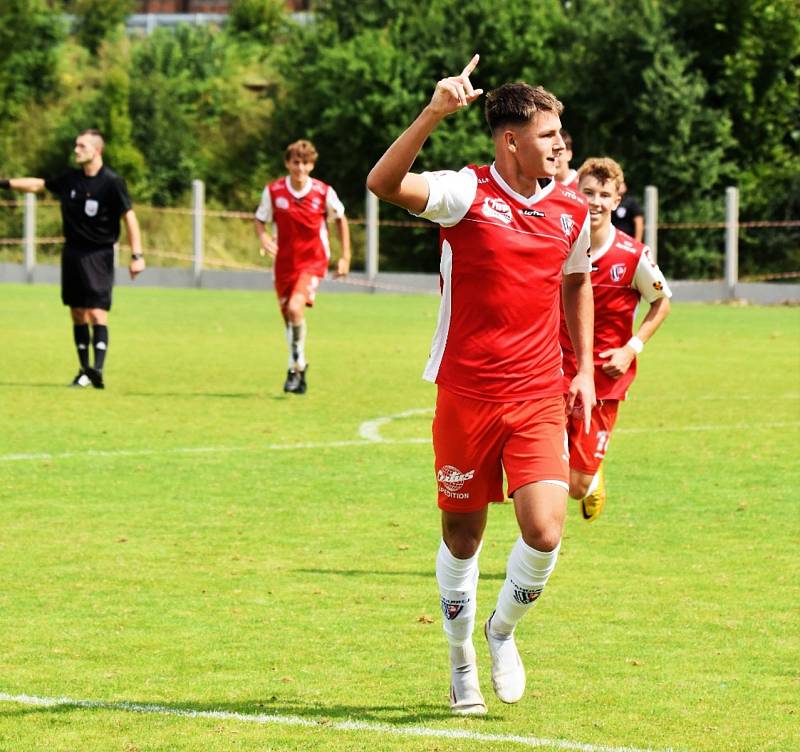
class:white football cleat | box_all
[449,642,487,716]
[484,612,526,703]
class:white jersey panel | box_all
[563,213,592,274]
[423,240,454,383]
[255,188,273,223]
[326,186,345,220]
[415,167,478,227]
[632,249,672,303]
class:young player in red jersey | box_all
[554,129,578,189]
[254,140,351,394]
[560,157,671,521]
[367,56,595,715]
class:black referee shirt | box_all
[45,166,133,252]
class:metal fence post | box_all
[644,185,658,262]
[365,189,379,284]
[23,192,36,283]
[192,179,205,286]
[725,186,739,298]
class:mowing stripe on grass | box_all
[0,420,797,463]
[0,692,674,752]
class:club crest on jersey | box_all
[84,199,98,217]
[560,213,575,236]
[311,198,321,210]
[482,197,513,225]
[441,596,467,621]
[275,196,290,210]
[610,263,627,282]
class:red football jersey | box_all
[560,171,579,190]
[560,227,671,400]
[255,176,344,281]
[418,164,591,402]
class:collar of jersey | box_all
[284,176,313,200]
[489,163,556,207]
[590,225,617,263]
[560,169,577,186]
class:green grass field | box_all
[0,284,798,752]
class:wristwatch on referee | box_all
[131,253,144,261]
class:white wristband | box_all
[627,336,644,354]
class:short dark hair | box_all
[484,83,563,132]
[560,128,573,151]
[78,129,105,147]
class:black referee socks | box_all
[92,325,108,371]
[73,324,90,370]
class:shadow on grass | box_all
[0,695,468,725]
[294,567,505,581]
[125,391,258,399]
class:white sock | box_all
[436,539,480,651]
[285,321,307,370]
[491,537,560,637]
[292,321,307,370]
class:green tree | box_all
[68,0,134,57]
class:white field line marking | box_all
[0,692,675,752]
[0,410,797,464]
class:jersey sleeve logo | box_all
[560,213,575,236]
[84,199,99,217]
[653,280,664,291]
[275,196,290,210]
[610,263,627,282]
[481,197,513,225]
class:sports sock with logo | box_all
[436,539,480,649]
[490,536,560,637]
[92,324,108,371]
[73,324,90,370]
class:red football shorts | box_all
[275,271,320,319]
[567,399,620,475]
[432,387,569,513]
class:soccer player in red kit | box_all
[554,129,578,189]
[560,157,671,521]
[254,139,351,394]
[367,56,595,715]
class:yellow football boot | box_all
[581,465,606,522]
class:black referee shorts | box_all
[61,246,115,311]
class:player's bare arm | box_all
[123,209,145,280]
[254,218,277,258]
[0,177,46,193]
[562,271,596,432]
[366,54,483,213]
[334,215,351,277]
[600,295,670,378]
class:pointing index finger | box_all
[461,53,480,79]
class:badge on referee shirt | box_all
[84,199,99,217]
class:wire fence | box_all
[1,194,799,289]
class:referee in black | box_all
[1,129,144,388]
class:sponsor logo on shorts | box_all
[482,197,513,225]
[560,213,574,236]
[610,263,627,282]
[441,596,468,620]
[511,579,544,605]
[437,464,474,499]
